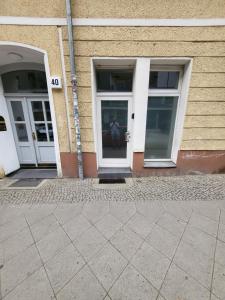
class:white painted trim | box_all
[1,16,225,27]
[73,18,225,27]
[44,53,62,177]
[58,27,72,152]
[132,58,150,153]
[172,59,193,163]
[0,16,67,26]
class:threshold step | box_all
[98,167,132,179]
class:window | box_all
[96,69,133,92]
[0,116,7,131]
[145,66,182,161]
[2,70,47,93]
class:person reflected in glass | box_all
[110,119,121,148]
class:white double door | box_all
[97,96,133,168]
[7,96,56,165]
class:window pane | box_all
[48,123,54,141]
[35,123,47,141]
[96,70,133,92]
[15,123,28,141]
[2,70,47,93]
[32,101,44,121]
[144,96,178,159]
[11,101,25,121]
[149,71,179,89]
[45,102,51,121]
[101,100,128,158]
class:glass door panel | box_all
[144,96,178,159]
[101,100,128,159]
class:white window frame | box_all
[144,64,186,166]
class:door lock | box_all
[32,132,36,140]
[125,131,131,142]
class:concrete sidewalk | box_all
[0,175,225,299]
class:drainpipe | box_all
[65,0,84,179]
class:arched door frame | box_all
[0,41,62,176]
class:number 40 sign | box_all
[49,76,62,89]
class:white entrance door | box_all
[97,96,132,168]
[27,98,56,164]
[7,96,56,165]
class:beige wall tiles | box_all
[80,117,93,129]
[67,86,92,103]
[81,128,94,142]
[191,73,225,88]
[183,128,225,140]
[188,88,225,101]
[1,0,65,17]
[82,141,95,152]
[66,71,91,87]
[192,57,225,73]
[181,140,225,150]
[64,56,91,72]
[79,102,92,116]
[63,26,225,42]
[73,0,225,18]
[187,102,225,115]
[63,41,225,57]
[184,116,225,128]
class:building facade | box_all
[1,0,225,178]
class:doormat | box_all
[99,178,126,184]
[8,179,43,189]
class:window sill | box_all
[144,161,176,168]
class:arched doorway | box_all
[0,43,61,176]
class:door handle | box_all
[125,131,130,142]
[32,132,36,140]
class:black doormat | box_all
[9,179,43,188]
[99,178,126,184]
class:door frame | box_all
[7,96,38,165]
[96,93,133,168]
[6,94,56,165]
[27,97,56,164]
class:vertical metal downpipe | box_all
[65,0,84,179]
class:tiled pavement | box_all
[0,176,225,299]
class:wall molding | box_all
[1,16,225,27]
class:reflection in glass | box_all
[2,70,47,93]
[144,96,178,159]
[11,101,25,121]
[45,102,51,121]
[149,71,179,89]
[101,101,128,159]
[96,70,133,92]
[35,123,47,141]
[15,124,28,141]
[48,124,54,141]
[32,101,44,121]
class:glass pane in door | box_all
[35,123,47,141]
[11,101,25,121]
[101,100,128,159]
[31,101,44,121]
[15,124,28,141]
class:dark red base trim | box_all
[60,152,98,178]
[133,151,225,176]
